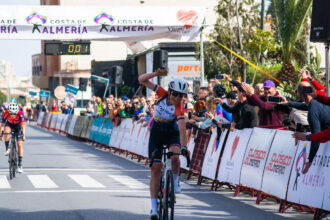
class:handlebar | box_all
[149,149,191,168]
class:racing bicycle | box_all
[8,130,19,179]
[150,146,190,220]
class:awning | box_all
[0,6,205,41]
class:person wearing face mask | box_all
[241,80,283,127]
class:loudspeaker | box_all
[79,78,88,91]
[153,50,168,71]
[112,66,123,85]
[310,0,330,42]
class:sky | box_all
[0,0,41,78]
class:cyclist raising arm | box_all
[0,103,26,173]
[139,68,189,220]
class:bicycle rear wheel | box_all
[9,141,17,179]
[162,170,175,220]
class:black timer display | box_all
[44,41,90,55]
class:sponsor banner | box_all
[322,142,330,211]
[50,113,58,129]
[129,122,143,155]
[217,129,253,185]
[37,112,45,125]
[68,115,78,135]
[201,128,228,180]
[109,125,119,147]
[0,6,204,40]
[46,113,53,129]
[39,90,50,98]
[240,127,276,190]
[60,115,69,132]
[180,129,197,169]
[55,114,64,130]
[121,119,134,151]
[261,130,297,199]
[287,141,330,209]
[135,125,150,158]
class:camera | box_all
[215,74,224,80]
[213,84,226,98]
[267,96,282,103]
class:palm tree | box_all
[272,0,312,83]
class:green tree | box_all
[196,0,259,80]
[245,28,279,84]
[271,0,313,83]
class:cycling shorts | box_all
[148,121,180,160]
[5,122,24,141]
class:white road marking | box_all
[0,175,10,189]
[68,175,105,188]
[0,168,148,173]
[108,175,148,189]
[180,182,195,189]
[0,190,211,194]
[27,175,58,188]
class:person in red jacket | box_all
[300,69,325,96]
[293,128,330,143]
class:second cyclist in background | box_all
[0,102,26,173]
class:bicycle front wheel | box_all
[163,170,175,220]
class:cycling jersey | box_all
[152,85,185,123]
[2,110,25,126]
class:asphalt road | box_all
[0,123,313,220]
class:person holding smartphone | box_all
[281,81,330,174]
[241,80,283,127]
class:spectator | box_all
[132,97,143,121]
[41,101,48,113]
[218,90,258,130]
[95,97,103,115]
[85,105,94,116]
[51,100,57,111]
[293,128,330,143]
[208,80,216,96]
[63,104,71,115]
[69,103,75,115]
[242,80,283,127]
[100,102,107,117]
[189,96,217,130]
[60,101,66,114]
[254,83,264,97]
[197,87,209,101]
[149,91,156,101]
[283,81,330,174]
[300,69,325,96]
[125,99,134,118]
[112,98,126,118]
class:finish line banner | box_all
[0,6,205,40]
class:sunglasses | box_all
[171,91,184,98]
[133,102,139,105]
[146,100,151,103]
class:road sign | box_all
[65,84,79,95]
[39,90,50,98]
[54,86,66,99]
[29,91,37,96]
[91,75,109,84]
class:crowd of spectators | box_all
[49,69,329,174]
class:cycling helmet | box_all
[168,78,188,94]
[8,102,19,115]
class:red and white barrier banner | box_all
[37,112,45,125]
[50,113,58,129]
[55,114,64,131]
[217,128,253,185]
[46,113,52,129]
[109,125,119,147]
[180,129,197,169]
[201,128,228,180]
[68,115,78,135]
[60,115,69,132]
[120,119,133,150]
[240,127,276,190]
[287,141,330,210]
[137,126,150,158]
[261,130,297,199]
[130,122,144,155]
[322,142,330,211]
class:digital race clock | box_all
[44,41,91,55]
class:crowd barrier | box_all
[36,112,330,218]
